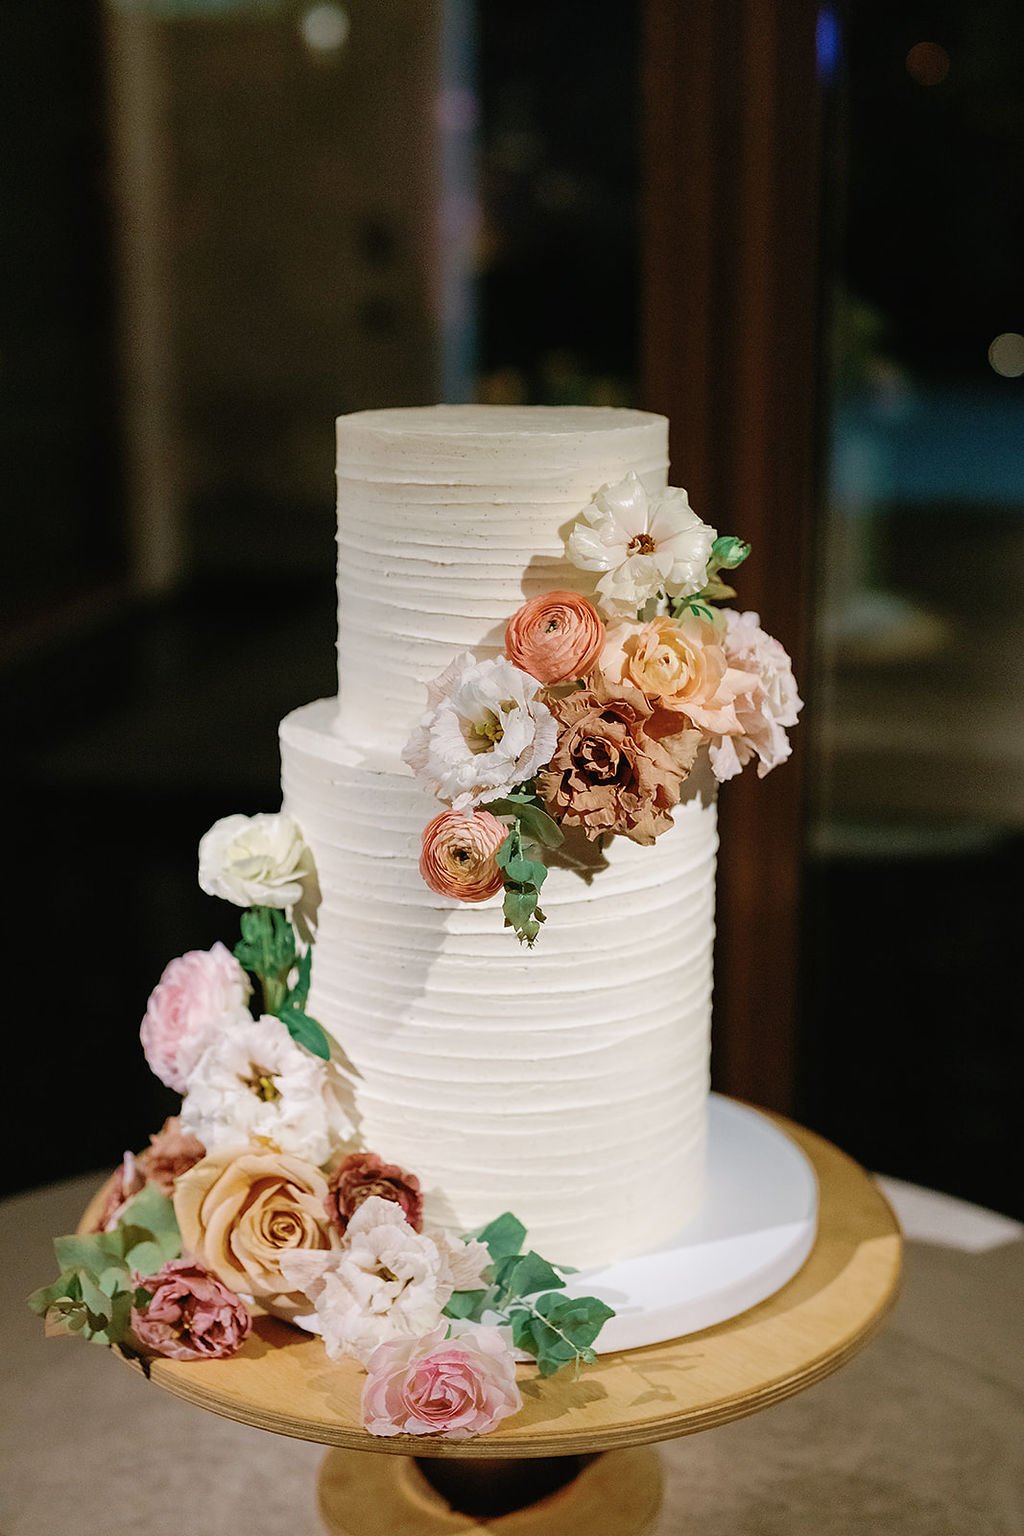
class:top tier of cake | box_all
[334,404,668,753]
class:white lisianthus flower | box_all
[708,610,803,782]
[434,1232,491,1294]
[198,811,316,911]
[179,1013,353,1166]
[279,1196,455,1365]
[567,471,717,616]
[402,653,558,810]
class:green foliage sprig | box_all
[27,1186,182,1347]
[233,906,330,1061]
[491,791,563,947]
[443,1211,615,1378]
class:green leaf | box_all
[278,1006,331,1061]
[488,797,563,850]
[495,1251,567,1302]
[474,1212,526,1264]
[117,1185,180,1252]
[234,905,298,1014]
[510,1308,541,1353]
[288,947,313,1011]
[443,1289,489,1322]
[27,1273,81,1316]
[52,1232,122,1273]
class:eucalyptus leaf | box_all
[488,798,563,849]
[474,1212,526,1264]
[117,1185,180,1255]
[443,1289,489,1322]
[53,1232,121,1273]
[496,1251,567,1302]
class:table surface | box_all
[75,1110,901,1460]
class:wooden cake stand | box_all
[81,1110,901,1535]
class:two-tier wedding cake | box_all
[281,406,717,1268]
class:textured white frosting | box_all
[280,405,719,1269]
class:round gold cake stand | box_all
[82,1109,901,1535]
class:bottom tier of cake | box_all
[280,699,719,1268]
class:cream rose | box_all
[174,1148,340,1319]
[198,811,317,913]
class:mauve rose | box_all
[131,1259,251,1361]
[505,590,604,685]
[140,943,250,1094]
[419,810,507,903]
[362,1322,522,1439]
[326,1152,424,1236]
[90,1119,206,1233]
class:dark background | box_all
[2,0,1021,1217]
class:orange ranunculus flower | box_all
[505,590,604,685]
[419,810,507,902]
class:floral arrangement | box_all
[30,811,613,1440]
[402,471,802,943]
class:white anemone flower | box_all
[402,653,558,810]
[180,1013,353,1165]
[567,471,716,616]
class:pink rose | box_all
[131,1259,252,1361]
[140,942,251,1093]
[362,1322,522,1439]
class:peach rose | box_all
[326,1151,424,1236]
[599,613,747,736]
[539,677,700,844]
[362,1322,522,1439]
[505,590,604,685]
[419,810,506,902]
[174,1147,340,1318]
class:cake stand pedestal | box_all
[82,1109,901,1535]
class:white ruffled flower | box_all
[280,1197,455,1365]
[567,471,717,616]
[179,1013,353,1166]
[402,653,558,810]
[199,811,316,912]
[708,610,803,782]
[435,1232,492,1294]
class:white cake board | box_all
[572,1094,819,1353]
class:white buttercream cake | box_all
[280,406,718,1269]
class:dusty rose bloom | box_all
[505,590,604,685]
[131,1259,251,1361]
[89,1118,206,1233]
[137,1117,206,1195]
[598,613,746,737]
[362,1322,521,1439]
[419,810,506,902]
[326,1152,424,1237]
[539,679,700,845]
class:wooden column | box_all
[642,0,824,1110]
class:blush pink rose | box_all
[362,1322,522,1440]
[131,1259,252,1361]
[140,942,250,1093]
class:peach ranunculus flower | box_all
[362,1321,522,1439]
[173,1147,340,1319]
[538,678,700,845]
[504,590,604,685]
[419,809,507,902]
[598,613,749,737]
